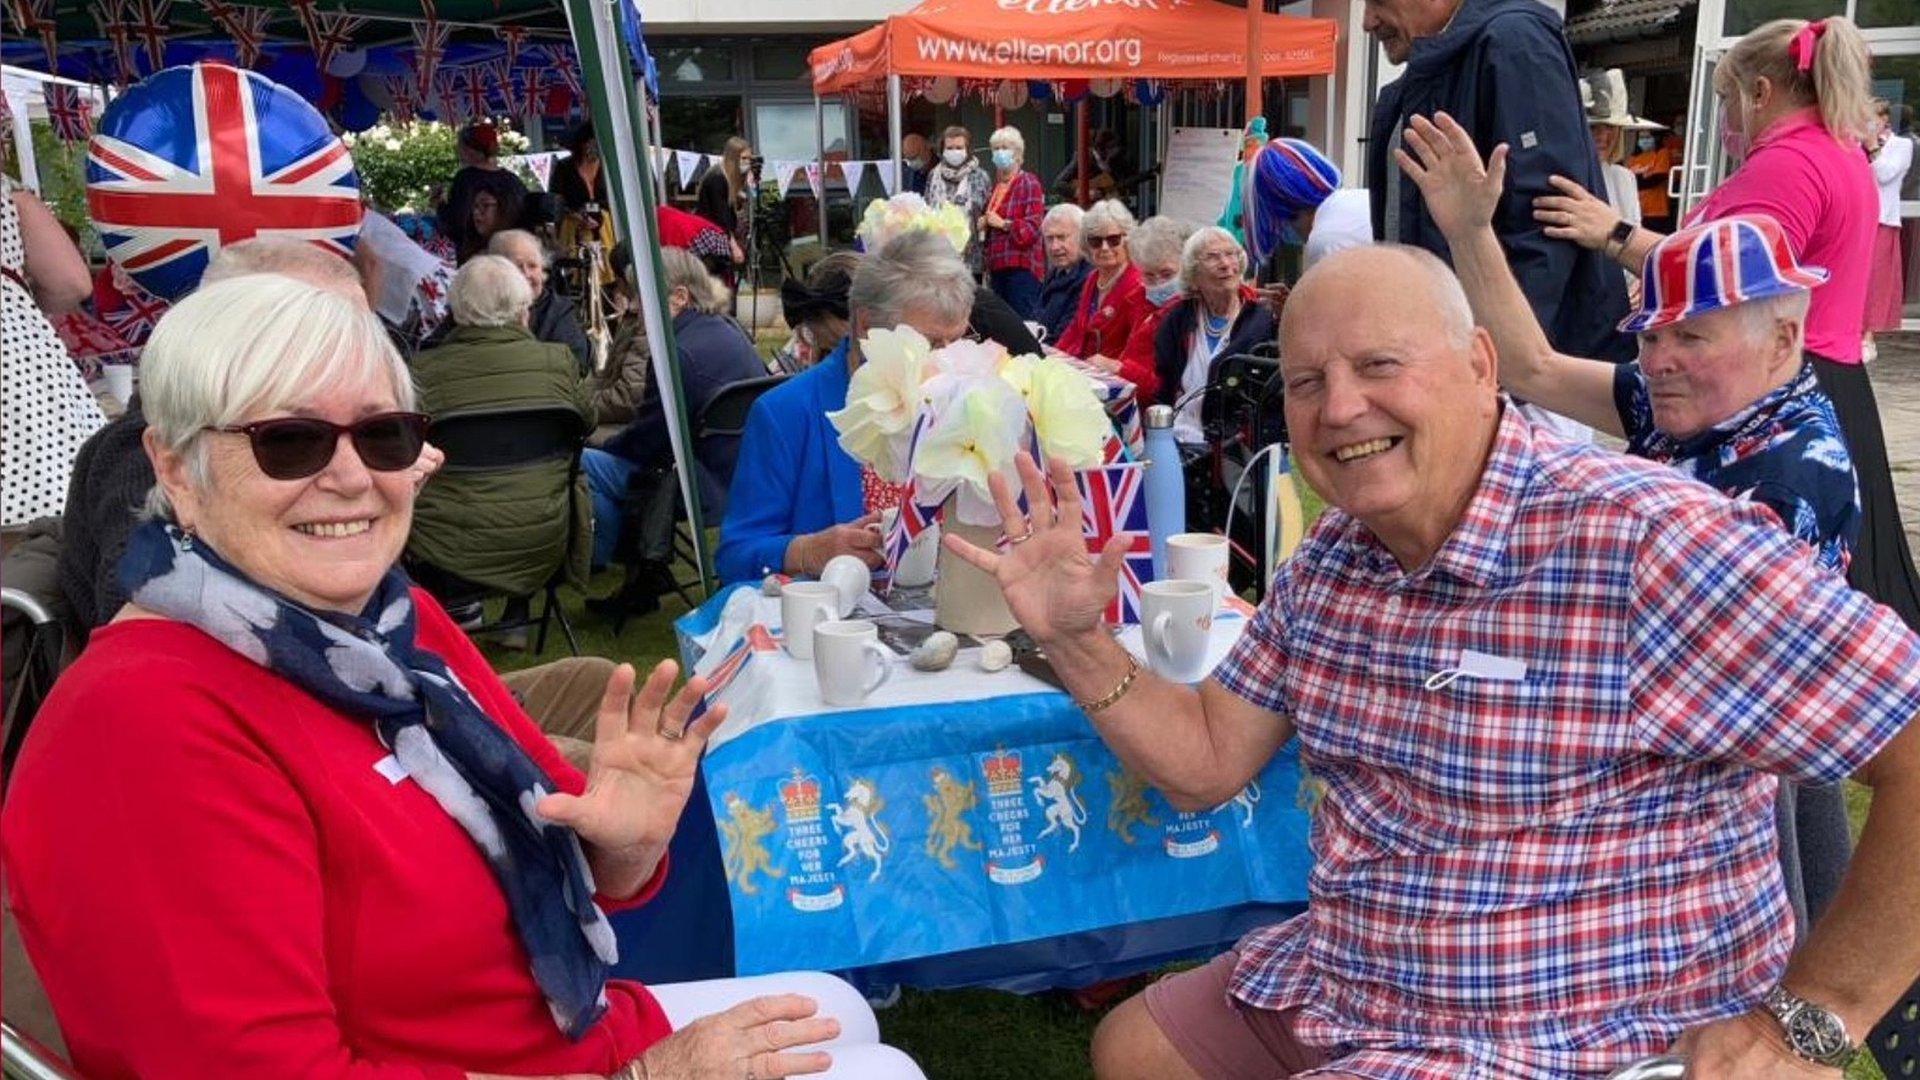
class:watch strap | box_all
[1761,985,1857,1068]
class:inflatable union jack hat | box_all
[1243,137,1340,266]
[86,62,364,301]
[1619,214,1828,335]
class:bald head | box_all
[1278,243,1500,570]
[1283,244,1473,353]
[202,238,367,305]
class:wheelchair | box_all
[1181,342,1289,601]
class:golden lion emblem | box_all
[922,767,984,870]
[1106,768,1160,844]
[719,792,785,895]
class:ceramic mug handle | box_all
[1149,611,1175,661]
[861,641,893,698]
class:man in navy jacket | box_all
[1366,0,1634,362]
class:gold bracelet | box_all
[1077,656,1141,715]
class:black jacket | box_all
[1038,261,1093,346]
[1367,0,1632,362]
[971,288,1043,357]
[603,309,769,517]
[1153,296,1277,409]
[530,288,594,375]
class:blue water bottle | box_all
[1142,404,1186,581]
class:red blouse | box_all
[2,590,671,1080]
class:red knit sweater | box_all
[2,590,671,1079]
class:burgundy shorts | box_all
[1143,951,1363,1080]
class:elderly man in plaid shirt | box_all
[945,244,1920,1080]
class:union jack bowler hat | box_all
[1619,214,1828,335]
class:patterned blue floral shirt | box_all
[1614,360,1859,573]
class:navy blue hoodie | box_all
[1367,0,1634,362]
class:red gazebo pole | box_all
[1246,0,1264,122]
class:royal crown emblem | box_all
[779,768,823,822]
[983,748,1024,798]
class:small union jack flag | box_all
[1076,461,1154,625]
[881,414,945,587]
[86,62,364,300]
[94,263,170,344]
[44,84,93,144]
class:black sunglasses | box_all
[1087,233,1127,249]
[207,411,430,481]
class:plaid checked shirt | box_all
[982,169,1047,281]
[1212,408,1920,1079]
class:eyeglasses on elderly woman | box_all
[206,411,430,481]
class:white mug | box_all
[781,581,840,661]
[1140,580,1216,683]
[102,364,135,407]
[813,619,893,707]
[1167,532,1230,606]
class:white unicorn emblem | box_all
[827,779,891,882]
[1031,753,1089,852]
[1216,780,1262,827]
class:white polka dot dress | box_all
[2,176,105,528]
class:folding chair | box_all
[412,404,590,656]
[1,1020,76,1079]
[601,374,790,635]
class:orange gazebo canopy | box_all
[809,0,1339,95]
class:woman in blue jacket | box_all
[717,232,977,583]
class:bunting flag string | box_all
[432,70,465,124]
[44,83,93,144]
[487,59,519,116]
[307,10,367,76]
[382,75,418,123]
[495,23,527,69]
[128,0,169,71]
[456,67,485,119]
[201,0,271,68]
[411,15,449,97]
[550,43,583,107]
[90,0,137,87]
[521,66,548,117]
[8,0,60,71]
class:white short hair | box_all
[449,254,534,328]
[487,228,549,266]
[1042,203,1084,234]
[202,238,364,299]
[851,230,976,331]
[1081,199,1137,242]
[140,273,413,519]
[989,126,1025,163]
[1178,225,1246,291]
[1130,216,1194,273]
[1732,289,1811,350]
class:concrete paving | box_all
[1868,332,1920,550]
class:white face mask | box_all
[942,148,969,168]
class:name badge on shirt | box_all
[373,753,410,785]
[1424,649,1528,690]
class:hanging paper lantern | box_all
[994,79,1029,111]
[1130,79,1166,107]
[1089,78,1123,99]
[1027,80,1052,103]
[86,62,363,301]
[325,46,367,79]
[926,75,958,106]
[1058,79,1089,103]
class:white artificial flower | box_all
[827,326,933,481]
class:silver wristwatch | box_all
[1761,985,1856,1069]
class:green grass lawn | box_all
[477,490,1890,1080]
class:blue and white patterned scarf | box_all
[119,521,618,1038]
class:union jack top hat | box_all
[1619,214,1828,335]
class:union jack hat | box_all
[1244,137,1341,265]
[1619,214,1828,334]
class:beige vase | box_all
[933,514,1020,637]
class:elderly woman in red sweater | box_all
[1,272,921,1080]
[1054,199,1150,373]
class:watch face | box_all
[1787,1007,1851,1061]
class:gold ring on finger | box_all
[656,720,686,741]
[1007,530,1035,546]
